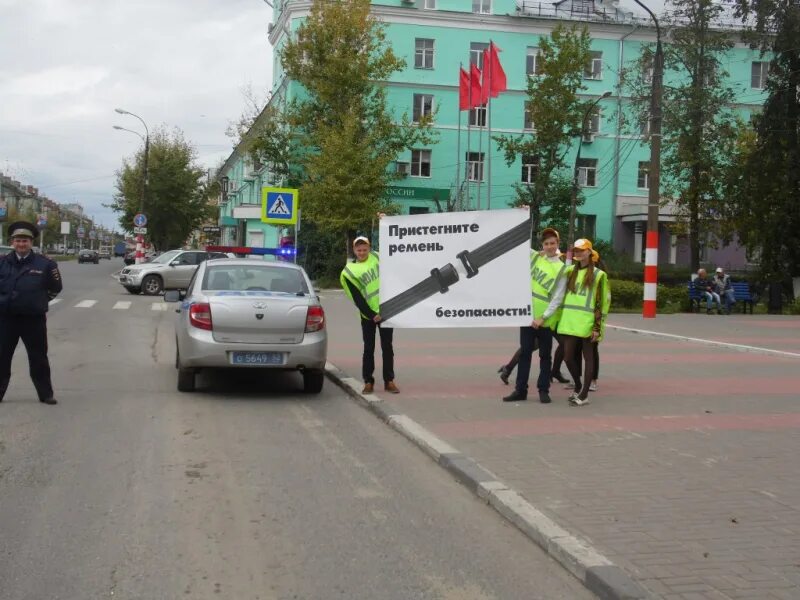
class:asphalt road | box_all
[0,258,593,600]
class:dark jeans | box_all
[0,315,54,401]
[361,318,394,384]
[514,325,553,395]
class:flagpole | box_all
[487,42,493,210]
[466,71,472,211]
[476,102,483,211]
[456,63,463,211]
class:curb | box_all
[325,361,651,600]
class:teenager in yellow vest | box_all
[502,228,568,404]
[340,236,399,395]
[557,239,611,406]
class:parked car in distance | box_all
[78,249,100,264]
[118,249,232,295]
[66,248,77,255]
[98,245,112,260]
[165,259,327,394]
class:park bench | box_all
[688,281,754,314]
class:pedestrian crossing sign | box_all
[261,187,299,225]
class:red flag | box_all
[481,42,507,103]
[469,63,483,109]
[459,67,470,111]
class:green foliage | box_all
[110,128,215,251]
[277,0,436,237]
[494,24,592,238]
[725,1,800,279]
[622,0,741,272]
[608,279,643,308]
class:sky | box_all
[0,0,273,231]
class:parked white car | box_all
[118,249,231,295]
[164,259,327,393]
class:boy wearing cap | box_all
[0,221,63,405]
[713,267,735,314]
[340,236,399,394]
[503,228,567,404]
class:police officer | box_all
[340,236,399,395]
[0,221,63,405]
[503,228,568,404]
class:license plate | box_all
[230,351,284,365]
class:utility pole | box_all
[634,0,664,318]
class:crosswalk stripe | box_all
[151,303,168,311]
[74,300,97,308]
[48,298,62,306]
[113,301,132,310]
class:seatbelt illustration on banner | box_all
[380,218,531,322]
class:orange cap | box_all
[572,238,593,251]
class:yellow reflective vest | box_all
[340,251,381,318]
[530,251,567,329]
[557,266,611,341]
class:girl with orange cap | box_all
[556,239,610,405]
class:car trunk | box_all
[208,293,308,344]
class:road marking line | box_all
[151,303,168,311]
[608,324,800,359]
[113,301,132,310]
[74,300,97,308]
[48,298,61,306]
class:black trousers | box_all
[360,318,394,384]
[514,325,553,395]
[0,315,54,401]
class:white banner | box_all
[60,221,70,235]
[379,209,531,328]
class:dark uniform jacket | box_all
[0,252,63,316]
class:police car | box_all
[164,257,327,394]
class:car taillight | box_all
[305,305,325,332]
[189,303,213,330]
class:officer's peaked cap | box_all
[8,221,38,239]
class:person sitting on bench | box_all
[695,268,722,315]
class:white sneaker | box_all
[589,381,598,392]
[572,395,591,406]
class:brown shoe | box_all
[362,383,374,394]
[384,381,400,394]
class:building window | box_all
[639,115,650,137]
[466,151,485,182]
[637,161,650,189]
[410,206,430,214]
[751,61,769,89]
[470,42,489,68]
[584,51,603,80]
[523,102,534,130]
[423,0,436,8]
[412,94,433,123]
[585,107,601,136]
[469,104,487,127]
[521,155,539,184]
[526,47,542,76]
[415,38,434,69]
[473,0,491,14]
[577,158,598,187]
[411,150,431,177]
[576,214,597,240]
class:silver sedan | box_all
[165,259,328,393]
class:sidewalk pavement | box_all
[323,290,800,600]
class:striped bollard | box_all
[643,230,658,318]
[135,234,144,265]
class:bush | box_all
[608,279,643,308]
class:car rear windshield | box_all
[202,265,309,294]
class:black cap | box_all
[8,221,39,239]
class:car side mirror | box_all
[164,290,182,303]
[169,260,181,267]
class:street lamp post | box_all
[567,91,612,264]
[633,0,664,318]
[113,109,150,264]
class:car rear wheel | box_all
[303,369,324,394]
[142,275,163,296]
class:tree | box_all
[110,128,215,251]
[728,0,800,282]
[494,24,592,239]
[278,0,435,236]
[624,0,741,272]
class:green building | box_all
[218,0,767,268]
